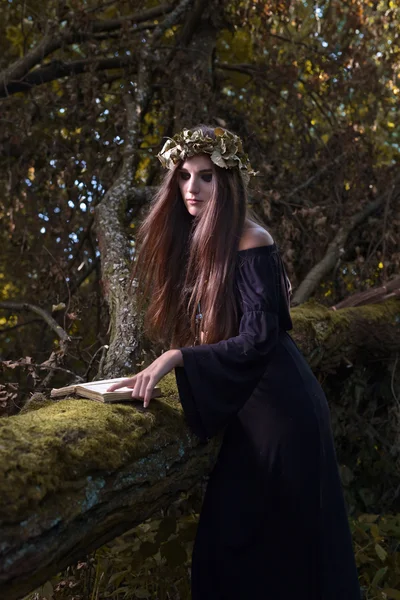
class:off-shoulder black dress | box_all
[174,243,360,600]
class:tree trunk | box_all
[94,0,216,378]
[0,299,399,600]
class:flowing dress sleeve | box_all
[174,244,293,440]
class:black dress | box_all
[174,243,360,600]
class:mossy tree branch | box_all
[0,300,399,600]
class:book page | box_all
[77,380,134,395]
[78,377,128,390]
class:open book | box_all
[50,377,162,403]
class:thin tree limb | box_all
[0,30,62,97]
[331,277,400,310]
[87,4,173,34]
[62,258,100,304]
[68,216,95,272]
[216,62,261,74]
[91,23,157,42]
[0,56,138,97]
[291,197,385,306]
[0,359,84,390]
[0,302,70,342]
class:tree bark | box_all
[0,300,399,600]
[94,92,150,378]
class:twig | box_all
[68,216,95,271]
[62,258,100,304]
[84,344,109,381]
[391,353,399,405]
[43,246,71,333]
[268,32,331,57]
[0,360,84,381]
[96,345,109,381]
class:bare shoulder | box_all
[238,226,274,251]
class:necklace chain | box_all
[193,301,203,346]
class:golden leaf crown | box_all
[157,127,257,181]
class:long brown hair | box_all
[132,125,250,348]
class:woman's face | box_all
[178,154,214,217]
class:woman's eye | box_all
[179,172,190,180]
[201,173,212,182]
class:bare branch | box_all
[268,33,331,56]
[83,344,110,380]
[216,62,261,75]
[291,197,385,306]
[0,56,138,97]
[0,359,84,386]
[34,363,85,380]
[88,3,173,34]
[91,23,157,42]
[331,277,400,310]
[0,302,70,342]
[126,186,156,217]
[85,0,131,14]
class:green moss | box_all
[0,372,191,523]
[19,393,54,414]
[291,298,399,342]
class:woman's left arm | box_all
[107,349,183,407]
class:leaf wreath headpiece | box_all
[157,127,257,181]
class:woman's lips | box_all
[187,199,203,204]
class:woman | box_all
[108,125,361,599]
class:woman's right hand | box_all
[106,349,183,407]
